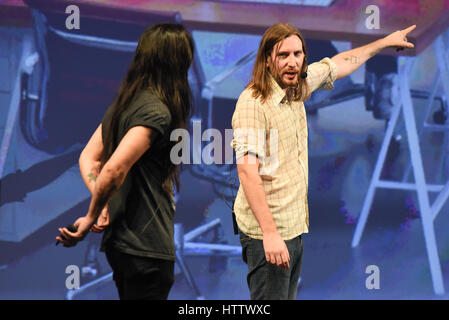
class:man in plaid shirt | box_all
[231,23,416,300]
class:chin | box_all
[282,80,298,87]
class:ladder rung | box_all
[376,180,444,192]
[423,123,449,131]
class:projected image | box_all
[208,0,335,6]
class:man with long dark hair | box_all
[56,24,194,300]
[232,23,416,300]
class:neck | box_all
[285,87,294,103]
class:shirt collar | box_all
[269,74,287,106]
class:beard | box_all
[273,70,300,90]
[270,68,304,103]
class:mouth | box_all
[283,72,298,80]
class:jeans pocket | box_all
[240,234,252,265]
[239,230,252,244]
[240,236,252,244]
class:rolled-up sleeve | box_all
[306,57,338,93]
[231,95,267,161]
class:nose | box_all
[287,54,297,68]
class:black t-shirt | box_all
[99,90,175,261]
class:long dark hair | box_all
[248,23,310,102]
[101,23,194,195]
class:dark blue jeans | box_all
[240,231,303,300]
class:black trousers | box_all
[105,249,174,300]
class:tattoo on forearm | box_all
[88,166,100,183]
[344,55,360,64]
[88,173,97,182]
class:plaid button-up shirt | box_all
[231,57,338,240]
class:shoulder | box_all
[131,90,172,121]
[236,87,265,110]
[232,87,268,128]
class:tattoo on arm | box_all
[87,166,100,182]
[343,55,360,64]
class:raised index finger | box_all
[403,25,416,34]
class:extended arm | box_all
[331,25,416,80]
